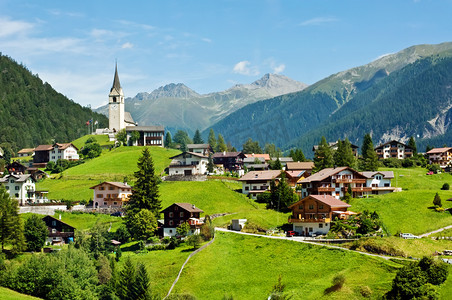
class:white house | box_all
[0,174,36,205]
[90,182,132,208]
[360,171,397,195]
[17,148,34,157]
[374,140,414,160]
[168,152,209,176]
[426,147,452,168]
[187,144,212,156]
[49,143,79,163]
[238,170,281,199]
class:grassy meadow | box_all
[71,134,115,149]
[350,168,452,235]
[171,231,402,299]
[0,287,41,300]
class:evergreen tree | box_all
[164,131,172,148]
[216,134,227,152]
[0,186,25,253]
[361,133,379,171]
[173,130,192,146]
[342,138,357,168]
[433,192,442,207]
[193,129,204,144]
[207,153,215,173]
[291,149,306,162]
[264,143,282,158]
[24,214,48,252]
[242,138,263,154]
[126,148,161,238]
[408,136,417,155]
[132,263,151,300]
[208,129,216,151]
[180,139,188,153]
[270,158,282,170]
[117,258,136,300]
[313,136,334,172]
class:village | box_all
[1,67,452,299]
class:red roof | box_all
[427,147,452,154]
[161,203,204,213]
[90,182,132,189]
[244,153,271,161]
[289,195,351,209]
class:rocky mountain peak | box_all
[248,73,308,96]
[148,83,200,100]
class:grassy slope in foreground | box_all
[173,232,400,299]
[71,134,114,149]
[36,146,180,201]
[350,168,452,235]
[0,287,41,300]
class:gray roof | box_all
[170,152,208,159]
[244,157,266,163]
[0,174,34,183]
[126,126,164,132]
[271,157,293,162]
[187,144,210,149]
[124,112,136,125]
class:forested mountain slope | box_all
[206,43,452,153]
[0,54,108,152]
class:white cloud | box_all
[0,17,34,37]
[299,17,338,26]
[202,37,212,43]
[121,42,133,49]
[272,64,285,74]
[233,61,259,76]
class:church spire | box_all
[110,63,122,93]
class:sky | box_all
[1,0,452,108]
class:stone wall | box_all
[162,175,207,182]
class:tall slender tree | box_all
[126,148,161,237]
[193,129,204,144]
[408,136,417,155]
[208,129,216,151]
[314,136,334,172]
[216,134,227,152]
[164,132,172,148]
[0,186,25,254]
[361,133,379,171]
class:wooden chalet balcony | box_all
[48,232,74,238]
[103,197,129,202]
[333,178,366,184]
[317,187,335,192]
[288,217,331,223]
[351,187,372,192]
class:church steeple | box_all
[110,63,122,94]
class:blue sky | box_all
[1,0,451,108]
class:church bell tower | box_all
[108,64,125,132]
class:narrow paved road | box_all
[215,228,408,261]
[419,224,452,238]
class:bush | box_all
[435,207,445,213]
[147,244,166,251]
[441,183,450,190]
[433,192,442,207]
[359,286,372,298]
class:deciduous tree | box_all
[24,214,48,252]
[0,186,25,254]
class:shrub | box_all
[435,207,445,213]
[359,286,372,298]
[433,192,442,207]
[441,183,450,190]
[147,244,166,251]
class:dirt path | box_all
[419,224,452,238]
[163,236,216,299]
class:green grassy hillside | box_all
[71,134,114,149]
[0,287,41,300]
[36,146,180,201]
[172,231,401,299]
[350,168,452,235]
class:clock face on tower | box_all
[111,104,118,110]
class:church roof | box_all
[110,64,122,94]
[124,112,136,125]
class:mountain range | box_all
[94,73,308,135]
[206,42,452,156]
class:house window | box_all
[10,180,14,183]
[100,187,105,190]
[298,205,303,210]
[5,186,8,190]
[169,229,173,233]
[180,212,184,217]
[169,220,174,226]
[245,186,249,191]
[109,187,114,190]
[103,202,107,206]
[309,227,313,232]
[319,205,324,209]
[52,221,56,226]
[52,229,57,233]
[319,224,323,228]
[113,202,117,205]
[97,194,103,198]
[308,204,314,210]
[169,212,173,218]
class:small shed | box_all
[231,219,247,231]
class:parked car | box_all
[286,231,297,237]
[400,233,420,239]
[426,171,434,175]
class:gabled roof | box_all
[124,112,136,125]
[375,140,411,150]
[299,167,364,183]
[285,170,306,179]
[286,162,314,171]
[42,215,75,230]
[18,148,35,154]
[313,141,359,151]
[239,170,281,181]
[90,181,132,189]
[243,157,266,163]
[271,157,293,162]
[169,152,208,159]
[34,144,53,151]
[426,147,452,154]
[360,171,394,179]
[53,143,78,151]
[244,153,271,161]
[289,194,351,209]
[161,203,204,213]
[0,174,34,183]
[110,64,122,94]
[212,152,245,158]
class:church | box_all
[103,64,165,147]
